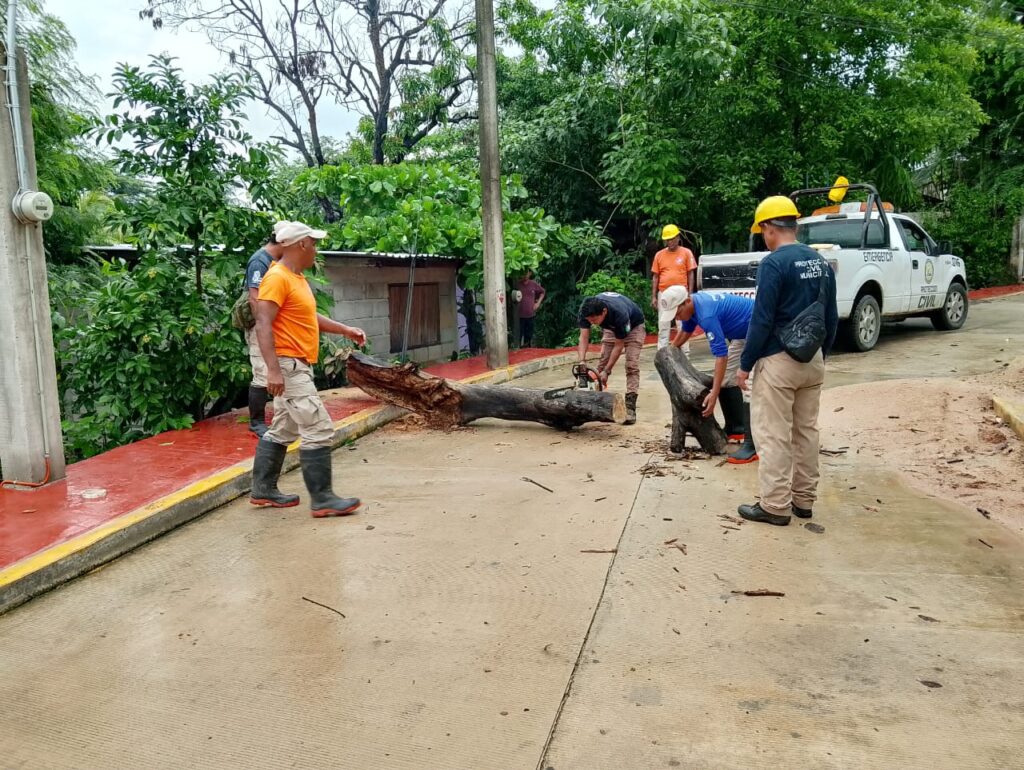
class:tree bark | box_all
[347,352,624,431]
[654,346,728,455]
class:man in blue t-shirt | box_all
[242,224,287,436]
[659,286,758,463]
[577,292,647,425]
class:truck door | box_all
[895,218,939,313]
[859,199,910,314]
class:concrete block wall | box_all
[324,258,460,364]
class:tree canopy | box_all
[497,0,1011,251]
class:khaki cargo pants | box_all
[598,325,645,395]
[245,327,268,388]
[263,357,335,449]
[751,351,826,514]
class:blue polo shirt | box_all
[680,292,754,357]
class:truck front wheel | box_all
[843,294,881,352]
[930,283,968,331]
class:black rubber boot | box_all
[728,402,758,464]
[300,447,360,518]
[250,439,300,508]
[624,393,638,425]
[792,505,813,519]
[738,502,791,526]
[718,387,745,441]
[248,385,269,437]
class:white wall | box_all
[323,258,460,364]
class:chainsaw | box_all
[544,363,604,399]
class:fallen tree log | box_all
[346,352,625,431]
[654,346,728,455]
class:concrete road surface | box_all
[2,297,1022,769]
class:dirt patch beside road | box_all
[821,358,1024,536]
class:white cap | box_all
[657,285,689,326]
[275,220,328,246]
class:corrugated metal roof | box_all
[321,250,461,262]
[82,245,461,263]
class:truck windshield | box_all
[798,219,886,248]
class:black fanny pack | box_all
[776,263,829,363]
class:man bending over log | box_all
[577,292,646,425]
[660,286,758,464]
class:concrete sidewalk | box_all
[0,346,593,614]
[1,348,1021,769]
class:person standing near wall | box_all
[243,223,287,436]
[651,224,697,351]
[250,221,368,518]
[736,197,838,526]
[516,269,546,347]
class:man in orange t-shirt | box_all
[250,221,367,518]
[651,223,697,349]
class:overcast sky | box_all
[47,0,360,144]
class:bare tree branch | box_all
[145,0,476,164]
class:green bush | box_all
[924,185,1023,288]
[52,256,250,461]
[562,269,655,346]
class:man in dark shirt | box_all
[516,269,546,347]
[577,292,647,425]
[736,196,838,526]
[243,224,286,436]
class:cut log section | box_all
[654,346,728,455]
[347,352,625,431]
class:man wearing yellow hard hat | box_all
[651,224,697,350]
[736,196,838,527]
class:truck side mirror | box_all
[937,240,952,255]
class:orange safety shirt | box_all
[257,261,320,363]
[652,246,697,291]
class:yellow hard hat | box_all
[661,224,681,240]
[750,196,801,233]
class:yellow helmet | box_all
[661,224,681,240]
[750,196,801,234]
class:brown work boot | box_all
[624,393,637,425]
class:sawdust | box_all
[379,413,430,433]
[820,358,1024,537]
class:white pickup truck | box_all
[697,183,969,351]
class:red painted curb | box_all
[968,284,1024,300]
[0,348,574,572]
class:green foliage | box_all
[293,161,603,290]
[923,5,1024,284]
[51,258,250,461]
[572,269,656,343]
[97,55,279,289]
[924,184,1023,287]
[499,0,995,250]
[45,58,294,460]
[2,0,118,261]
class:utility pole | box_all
[0,39,65,485]
[474,0,508,369]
